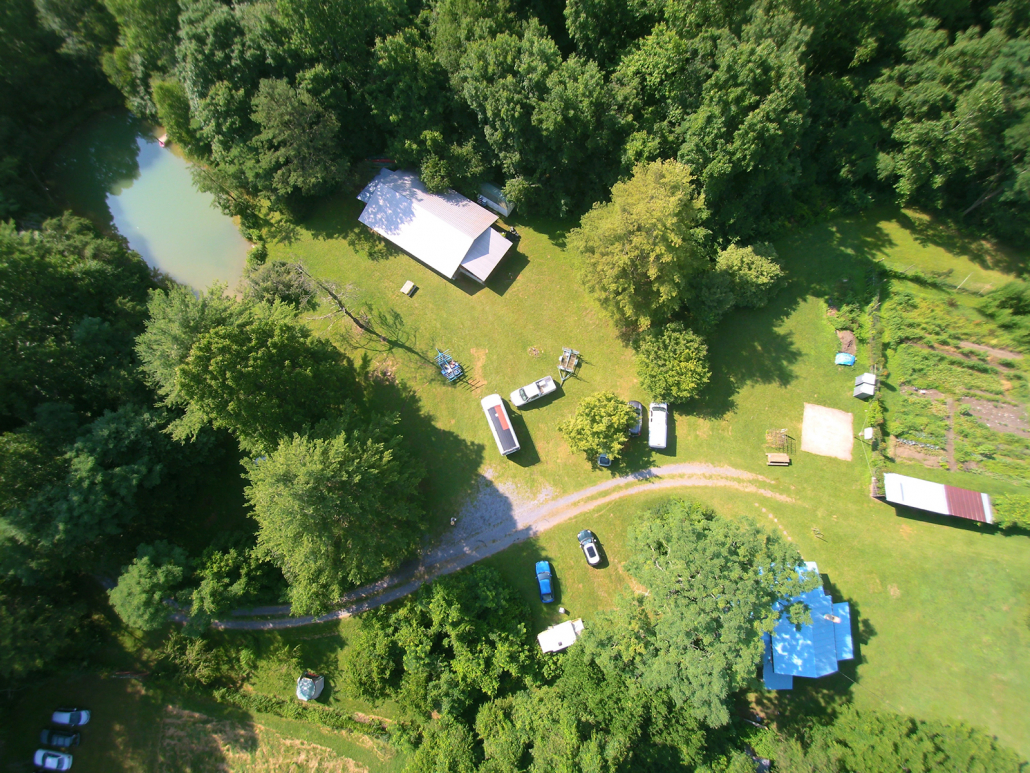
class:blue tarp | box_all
[835,353,857,366]
[764,562,854,690]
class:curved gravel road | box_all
[195,463,791,630]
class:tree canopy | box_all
[246,411,425,615]
[635,323,711,402]
[558,391,639,461]
[569,160,710,330]
[583,499,818,727]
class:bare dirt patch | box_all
[958,341,1024,361]
[469,347,488,385]
[961,398,1030,437]
[888,584,901,599]
[836,330,857,355]
[801,403,854,461]
[527,346,542,357]
[890,437,942,468]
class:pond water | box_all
[49,112,250,290]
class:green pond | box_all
[50,112,249,290]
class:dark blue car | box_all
[535,560,554,603]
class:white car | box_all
[34,749,73,770]
[648,403,668,449]
[510,376,557,407]
[51,709,90,727]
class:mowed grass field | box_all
[271,200,1030,757]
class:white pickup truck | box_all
[510,375,557,407]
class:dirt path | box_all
[198,464,790,631]
[946,398,957,472]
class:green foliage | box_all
[979,281,1030,348]
[344,566,536,721]
[250,78,345,202]
[151,77,202,156]
[404,718,478,773]
[583,499,817,727]
[678,13,811,240]
[0,215,154,423]
[774,705,1025,772]
[457,21,627,215]
[239,260,318,311]
[891,344,1003,395]
[558,391,639,461]
[885,394,949,448]
[994,495,1030,531]
[108,541,187,631]
[34,0,118,60]
[186,536,278,631]
[135,283,240,407]
[246,411,425,614]
[569,160,710,329]
[635,323,711,402]
[175,300,357,453]
[715,243,785,308]
[0,583,82,682]
[101,0,180,115]
[869,24,1030,243]
[213,687,386,737]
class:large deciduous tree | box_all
[250,78,344,202]
[635,323,711,402]
[246,412,424,615]
[0,214,154,425]
[173,300,356,453]
[558,391,639,461]
[678,12,811,241]
[868,23,1030,242]
[569,159,709,330]
[581,499,818,727]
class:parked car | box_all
[510,376,557,407]
[577,530,601,566]
[648,403,668,449]
[33,749,73,770]
[628,401,644,436]
[481,394,520,456]
[597,452,612,467]
[535,560,554,603]
[51,709,90,728]
[39,730,80,748]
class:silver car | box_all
[34,749,73,770]
[51,709,90,728]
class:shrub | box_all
[715,243,785,308]
[635,323,711,402]
[990,495,1030,531]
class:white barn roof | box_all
[357,169,511,283]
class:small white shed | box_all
[537,619,585,653]
[853,372,877,399]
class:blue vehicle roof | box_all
[535,560,550,575]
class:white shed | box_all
[537,619,585,653]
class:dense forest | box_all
[2,0,1028,769]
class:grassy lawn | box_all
[269,199,1030,757]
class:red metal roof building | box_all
[883,473,994,524]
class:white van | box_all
[648,402,668,449]
[481,394,520,456]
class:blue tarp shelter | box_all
[835,353,856,366]
[762,562,854,690]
